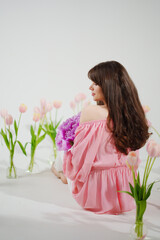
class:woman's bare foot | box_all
[51,163,67,184]
[51,163,61,178]
[59,172,68,184]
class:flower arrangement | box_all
[27,103,46,172]
[56,112,80,151]
[56,93,88,151]
[42,100,62,160]
[0,104,27,178]
[121,140,160,239]
[0,94,85,177]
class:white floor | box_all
[0,156,160,240]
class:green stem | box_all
[28,147,36,172]
[131,167,136,186]
[34,122,36,132]
[4,119,7,134]
[8,152,17,178]
[8,126,16,178]
[53,140,57,159]
[142,156,150,191]
[146,157,156,183]
[50,112,52,123]
[142,156,149,186]
[15,113,22,142]
[17,113,22,134]
[144,157,152,190]
[135,203,144,238]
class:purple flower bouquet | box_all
[55,112,80,151]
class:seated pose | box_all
[57,61,149,214]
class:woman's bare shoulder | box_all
[80,104,108,123]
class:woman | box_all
[56,61,150,214]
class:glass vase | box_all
[48,143,58,166]
[26,148,39,173]
[130,201,148,240]
[130,221,148,240]
[6,153,17,179]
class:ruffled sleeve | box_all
[63,121,108,183]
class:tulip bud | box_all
[75,93,86,103]
[5,114,13,125]
[53,101,62,109]
[33,112,40,122]
[126,151,139,171]
[19,104,27,113]
[0,109,8,119]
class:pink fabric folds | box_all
[63,119,140,214]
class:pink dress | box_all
[63,119,139,214]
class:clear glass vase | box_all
[130,221,148,240]
[48,143,57,166]
[6,153,17,179]
[26,149,39,173]
[130,201,148,240]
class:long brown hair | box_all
[88,61,150,155]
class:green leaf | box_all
[24,142,30,149]
[135,179,143,201]
[134,182,139,202]
[118,190,133,197]
[55,118,62,129]
[30,125,35,138]
[0,129,10,150]
[17,141,27,156]
[31,135,36,146]
[36,133,46,146]
[129,183,134,195]
[7,129,14,150]
[144,182,155,200]
[37,124,42,136]
[41,127,47,133]
[14,120,18,137]
[137,171,140,185]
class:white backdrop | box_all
[0,0,160,163]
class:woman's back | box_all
[80,104,108,123]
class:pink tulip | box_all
[40,98,47,108]
[70,101,76,110]
[34,106,41,114]
[33,112,40,122]
[157,144,160,157]
[47,102,53,112]
[5,114,13,125]
[146,139,156,152]
[75,93,86,103]
[19,104,27,113]
[53,101,62,109]
[143,105,150,113]
[40,98,47,116]
[126,151,138,170]
[0,109,8,119]
[146,140,159,157]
